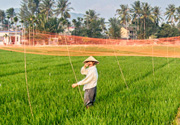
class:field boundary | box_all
[0,45,180,58]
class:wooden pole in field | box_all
[167,44,169,68]
[24,27,34,118]
[174,42,176,63]
[64,33,84,102]
[152,40,155,76]
[109,35,128,89]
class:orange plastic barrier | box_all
[20,32,180,46]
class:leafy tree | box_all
[71,17,84,36]
[157,23,180,38]
[108,17,121,39]
[72,10,106,38]
[35,13,63,33]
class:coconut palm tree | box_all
[153,6,163,26]
[71,17,83,36]
[30,16,35,46]
[7,15,10,31]
[165,4,177,25]
[108,17,121,39]
[14,16,18,44]
[84,9,99,29]
[20,20,24,44]
[116,4,131,39]
[34,0,41,14]
[140,2,154,39]
[40,0,55,20]
[131,1,141,32]
[176,6,180,24]
[0,10,5,26]
[99,18,107,34]
[19,0,41,30]
[54,0,74,19]
[6,8,15,22]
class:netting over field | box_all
[1,32,180,57]
[21,32,180,46]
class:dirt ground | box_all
[0,45,180,58]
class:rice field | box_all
[0,48,180,124]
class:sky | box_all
[0,0,180,21]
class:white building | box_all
[0,31,22,45]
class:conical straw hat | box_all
[83,56,99,64]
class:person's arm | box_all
[72,70,94,88]
[81,63,89,75]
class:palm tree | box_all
[153,6,163,26]
[165,4,177,25]
[140,2,154,39]
[20,20,24,44]
[30,16,35,46]
[6,8,15,22]
[108,17,121,39]
[84,9,99,29]
[40,0,55,20]
[14,16,18,44]
[131,1,141,32]
[176,6,180,24]
[7,15,10,31]
[6,15,11,44]
[152,6,163,35]
[116,4,131,39]
[54,0,74,19]
[99,18,107,34]
[72,17,83,36]
[34,0,41,14]
[19,0,38,23]
[0,10,5,26]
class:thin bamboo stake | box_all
[64,34,84,102]
[24,28,34,118]
[167,45,169,68]
[152,42,155,76]
[108,36,128,89]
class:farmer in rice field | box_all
[72,56,99,108]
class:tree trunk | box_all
[15,23,17,44]
[144,18,145,39]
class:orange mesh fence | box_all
[19,32,180,46]
[1,31,180,57]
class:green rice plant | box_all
[0,49,180,124]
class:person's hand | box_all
[72,83,78,88]
[84,63,89,68]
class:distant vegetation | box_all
[0,0,180,39]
